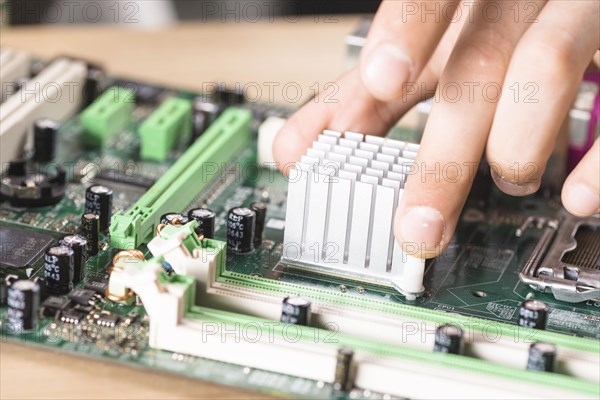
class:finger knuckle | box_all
[521,36,575,78]
[454,27,514,73]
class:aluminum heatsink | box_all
[282,130,425,298]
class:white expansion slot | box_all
[0,58,87,169]
[282,130,425,297]
[115,254,595,399]
[0,48,30,102]
[144,228,600,385]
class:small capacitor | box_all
[250,202,267,247]
[33,118,59,163]
[60,234,88,283]
[31,276,48,301]
[84,65,106,107]
[85,185,113,231]
[0,275,19,306]
[44,246,75,295]
[214,86,245,105]
[281,296,311,326]
[333,348,354,392]
[187,208,216,238]
[434,324,464,355]
[160,213,189,226]
[81,213,100,256]
[7,280,41,332]
[518,299,549,330]
[192,99,223,141]
[7,159,26,176]
[527,342,557,372]
[227,207,256,254]
[0,280,6,307]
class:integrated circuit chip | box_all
[0,225,54,269]
[40,296,72,318]
[68,288,97,306]
[84,277,109,295]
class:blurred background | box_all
[4,1,380,27]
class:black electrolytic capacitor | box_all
[44,246,74,295]
[434,324,464,355]
[81,213,100,256]
[250,202,267,247]
[527,342,557,372]
[84,66,106,107]
[85,185,113,231]
[160,213,189,226]
[214,86,245,105]
[31,276,48,301]
[7,280,41,332]
[227,207,256,254]
[333,348,354,392]
[33,118,60,163]
[281,296,311,326]
[0,280,6,307]
[518,299,549,330]
[60,234,88,284]
[192,99,223,141]
[187,208,216,238]
[0,275,18,307]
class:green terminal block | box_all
[110,107,252,249]
[81,87,135,147]
[139,97,192,161]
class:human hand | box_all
[273,0,600,258]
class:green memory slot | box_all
[109,107,252,249]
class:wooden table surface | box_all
[0,16,359,399]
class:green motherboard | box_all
[1,72,598,399]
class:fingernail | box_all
[397,206,445,251]
[564,183,600,216]
[490,168,540,196]
[363,42,412,100]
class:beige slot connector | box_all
[0,58,87,170]
[0,48,30,102]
